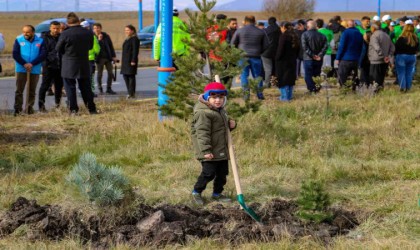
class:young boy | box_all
[191,82,236,205]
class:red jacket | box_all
[206,25,228,61]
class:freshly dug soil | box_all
[0,197,359,247]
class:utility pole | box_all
[377,0,381,18]
[346,0,349,12]
[157,0,174,120]
[75,0,79,12]
[110,1,113,11]
[138,0,143,31]
[39,0,42,11]
[6,0,9,12]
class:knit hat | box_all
[80,21,90,28]
[203,82,227,101]
[382,15,392,22]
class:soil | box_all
[0,197,359,248]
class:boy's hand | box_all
[229,120,236,129]
[204,153,214,160]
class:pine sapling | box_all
[296,178,333,223]
[66,153,131,206]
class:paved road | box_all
[0,67,159,112]
[0,67,241,112]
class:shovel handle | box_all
[227,129,243,195]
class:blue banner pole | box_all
[157,0,174,120]
[138,0,143,31]
[377,0,381,18]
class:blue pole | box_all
[377,0,381,18]
[154,0,160,33]
[138,0,143,31]
[152,0,160,59]
[157,0,174,120]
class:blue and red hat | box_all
[203,82,228,101]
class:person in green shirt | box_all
[356,16,371,35]
[316,18,334,68]
[381,14,392,34]
[81,21,100,96]
[153,8,190,69]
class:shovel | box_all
[214,74,261,223]
[25,71,30,114]
[227,129,262,223]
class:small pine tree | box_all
[66,153,131,206]
[159,0,261,120]
[296,178,333,223]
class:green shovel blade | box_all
[237,194,261,223]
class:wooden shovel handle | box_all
[227,129,243,195]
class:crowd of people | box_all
[11,12,140,116]
[196,13,420,101]
[9,10,420,116]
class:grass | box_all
[0,81,419,248]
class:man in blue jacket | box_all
[336,20,363,90]
[13,25,46,115]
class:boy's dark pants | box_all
[194,160,229,194]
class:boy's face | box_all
[208,93,225,108]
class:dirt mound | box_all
[0,197,358,247]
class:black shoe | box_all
[39,106,47,113]
[27,107,35,115]
[98,87,103,94]
[89,110,100,115]
[14,110,21,117]
[69,110,79,116]
[211,194,232,203]
[93,93,98,98]
[106,88,117,95]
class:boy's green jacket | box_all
[191,96,232,162]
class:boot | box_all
[211,193,231,203]
[106,88,116,95]
[192,192,204,205]
[98,86,103,94]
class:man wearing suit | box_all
[56,12,98,115]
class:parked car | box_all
[137,25,155,48]
[35,18,96,36]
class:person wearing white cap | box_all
[381,15,392,34]
[372,16,380,22]
[81,20,100,96]
[394,21,419,92]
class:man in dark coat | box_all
[261,17,280,88]
[56,12,98,115]
[38,21,63,112]
[301,20,328,93]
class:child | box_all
[191,82,236,205]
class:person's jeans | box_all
[303,60,323,92]
[261,56,273,88]
[396,54,416,90]
[38,68,63,109]
[240,57,264,99]
[96,57,114,89]
[279,85,294,101]
[63,78,97,113]
[14,72,39,113]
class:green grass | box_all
[0,85,419,249]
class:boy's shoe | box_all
[192,192,204,205]
[212,194,232,203]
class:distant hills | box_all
[214,0,420,12]
[1,0,419,12]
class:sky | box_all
[0,0,419,12]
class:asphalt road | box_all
[0,67,241,112]
[0,67,159,112]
